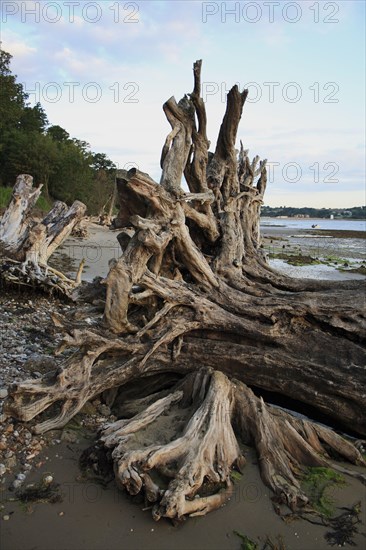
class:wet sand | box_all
[49,223,122,283]
[261,225,366,280]
[270,259,366,281]
[2,438,365,550]
[3,221,364,550]
[49,223,366,284]
[311,229,366,240]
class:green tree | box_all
[0,49,27,133]
[91,152,116,172]
[0,47,118,213]
[48,139,93,205]
[47,125,70,143]
[1,130,59,197]
[20,102,48,133]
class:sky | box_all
[1,0,365,207]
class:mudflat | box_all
[1,437,365,550]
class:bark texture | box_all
[5,62,366,521]
[0,174,86,294]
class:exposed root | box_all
[101,369,243,519]
[4,301,197,432]
[234,381,366,510]
[4,309,366,519]
[3,61,366,527]
[4,329,134,432]
[97,369,365,521]
[0,257,79,297]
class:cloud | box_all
[53,47,109,78]
[1,29,36,57]
[1,0,364,208]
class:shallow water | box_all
[261,221,366,275]
[50,223,366,284]
[261,217,366,232]
[265,236,366,262]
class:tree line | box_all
[261,205,366,220]
[0,48,116,214]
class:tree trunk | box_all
[98,177,117,227]
[107,176,117,222]
[5,62,366,521]
[0,174,86,294]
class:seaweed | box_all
[233,532,287,550]
[79,442,114,487]
[262,535,286,550]
[16,475,62,504]
[324,502,362,547]
[271,468,362,546]
[301,466,346,518]
[230,470,243,482]
[233,531,258,550]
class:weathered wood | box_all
[5,61,366,522]
[0,174,86,294]
[0,174,42,255]
[160,96,194,194]
[25,200,86,265]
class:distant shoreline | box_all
[262,227,366,240]
[260,216,366,221]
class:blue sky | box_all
[1,0,365,207]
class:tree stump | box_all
[5,62,365,521]
[0,174,86,295]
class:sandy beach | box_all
[1,435,365,550]
[48,221,366,284]
[1,221,365,550]
[1,2,365,546]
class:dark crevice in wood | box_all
[4,60,365,522]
